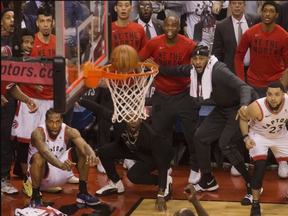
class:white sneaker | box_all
[278,161,288,178]
[123,159,136,170]
[164,175,173,201]
[1,178,18,195]
[167,167,172,176]
[188,170,201,184]
[68,176,79,184]
[97,159,106,174]
[231,166,241,177]
[95,179,125,196]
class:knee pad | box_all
[251,159,267,190]
[17,143,29,163]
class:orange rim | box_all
[84,62,158,80]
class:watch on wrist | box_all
[243,134,249,142]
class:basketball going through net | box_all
[84,60,158,123]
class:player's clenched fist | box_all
[61,159,76,171]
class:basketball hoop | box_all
[84,62,158,123]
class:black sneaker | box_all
[250,203,261,216]
[193,176,219,192]
[241,193,253,205]
[242,188,263,205]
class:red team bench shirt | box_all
[139,34,196,95]
[235,23,288,87]
[19,33,56,100]
[111,21,147,52]
[1,82,14,95]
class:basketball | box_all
[110,45,139,72]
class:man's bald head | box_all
[164,15,180,24]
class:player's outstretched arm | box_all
[78,97,113,122]
[184,184,209,216]
[66,127,98,167]
[31,128,64,169]
[8,84,38,113]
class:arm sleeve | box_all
[163,1,186,7]
[234,32,250,82]
[158,64,192,77]
[214,64,254,106]
[139,41,153,61]
[79,98,113,122]
[151,137,173,191]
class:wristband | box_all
[243,134,249,141]
[157,194,165,198]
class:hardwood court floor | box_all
[1,164,288,216]
[132,199,288,216]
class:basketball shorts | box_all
[27,148,74,190]
[249,131,288,162]
[11,99,53,143]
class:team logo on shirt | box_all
[6,82,14,90]
[262,118,287,133]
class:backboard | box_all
[1,1,110,114]
[54,1,111,113]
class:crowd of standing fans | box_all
[1,1,288,216]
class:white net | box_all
[102,64,158,123]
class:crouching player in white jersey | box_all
[27,108,100,207]
[239,81,288,216]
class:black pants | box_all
[1,94,17,178]
[96,88,114,148]
[194,106,243,174]
[99,142,160,185]
[152,89,201,171]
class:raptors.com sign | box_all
[1,60,53,85]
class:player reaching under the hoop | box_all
[78,97,174,212]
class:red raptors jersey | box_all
[20,33,56,99]
[139,34,196,95]
[235,23,288,87]
[111,21,147,52]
